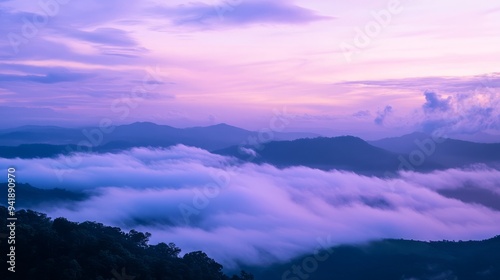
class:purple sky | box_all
[1,0,499,140]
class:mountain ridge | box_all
[0,122,317,149]
[214,135,441,175]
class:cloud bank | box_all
[2,146,500,268]
[419,90,500,135]
[344,74,500,139]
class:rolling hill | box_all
[244,236,500,280]
[215,136,441,175]
[370,132,500,168]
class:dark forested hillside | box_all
[2,206,497,280]
[246,236,500,280]
[0,206,253,280]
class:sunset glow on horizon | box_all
[1,0,499,140]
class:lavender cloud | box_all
[374,105,393,125]
[352,110,371,118]
[418,90,500,135]
[423,91,451,112]
[341,74,500,138]
[0,69,94,83]
[341,73,500,93]
[60,27,138,46]
[153,0,331,28]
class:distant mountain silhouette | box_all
[370,132,432,154]
[0,182,89,208]
[215,136,440,175]
[0,122,317,150]
[244,236,500,280]
[448,131,500,143]
[0,126,82,145]
[0,143,77,158]
[370,132,500,168]
[3,125,499,174]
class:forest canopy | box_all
[0,206,253,280]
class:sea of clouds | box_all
[2,145,500,268]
